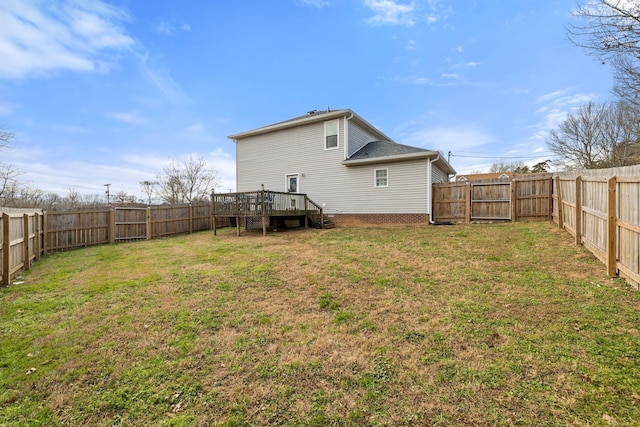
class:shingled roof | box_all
[343,140,455,174]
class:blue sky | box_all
[0,0,614,199]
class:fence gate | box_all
[114,207,148,241]
[470,182,512,220]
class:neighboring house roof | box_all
[343,140,455,174]
[455,172,514,182]
[228,109,392,142]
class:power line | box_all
[450,153,559,160]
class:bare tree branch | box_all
[157,154,220,205]
[568,1,640,104]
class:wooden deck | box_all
[212,190,323,235]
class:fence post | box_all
[607,176,617,276]
[511,180,517,222]
[465,182,471,224]
[189,204,193,234]
[34,212,41,261]
[146,207,152,240]
[555,177,563,229]
[23,214,30,271]
[109,209,116,244]
[43,211,48,254]
[2,214,9,286]
[575,176,582,246]
[547,177,553,221]
[211,192,217,236]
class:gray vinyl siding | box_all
[236,120,431,215]
[331,160,429,214]
[347,121,379,158]
[431,164,448,183]
[236,120,346,196]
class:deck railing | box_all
[212,189,323,230]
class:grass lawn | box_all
[1,222,640,426]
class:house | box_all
[455,172,513,182]
[227,109,455,226]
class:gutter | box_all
[428,154,440,224]
[344,111,354,159]
[342,151,440,166]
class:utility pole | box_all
[448,151,451,163]
[104,183,111,205]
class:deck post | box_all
[304,196,308,228]
[261,184,267,236]
[236,217,240,236]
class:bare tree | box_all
[568,1,640,105]
[114,190,137,206]
[157,154,220,204]
[489,160,528,173]
[547,102,608,169]
[546,101,640,169]
[531,160,551,173]
[0,163,21,206]
[0,128,14,150]
[66,188,80,207]
[140,180,157,205]
[599,101,640,167]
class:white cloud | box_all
[441,73,462,80]
[298,0,330,7]
[138,52,189,104]
[155,20,191,35]
[0,0,134,80]
[528,89,598,143]
[108,111,147,125]
[52,124,92,134]
[0,101,17,115]
[364,0,415,27]
[398,125,494,153]
[186,123,206,133]
[155,21,176,35]
[396,75,432,85]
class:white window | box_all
[324,120,339,150]
[375,168,388,187]
[286,174,299,193]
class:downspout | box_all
[428,154,440,224]
[344,112,354,159]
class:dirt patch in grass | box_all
[2,222,640,426]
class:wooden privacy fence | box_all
[1,210,44,287]
[554,174,640,290]
[1,204,229,286]
[432,176,553,223]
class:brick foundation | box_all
[328,213,431,227]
